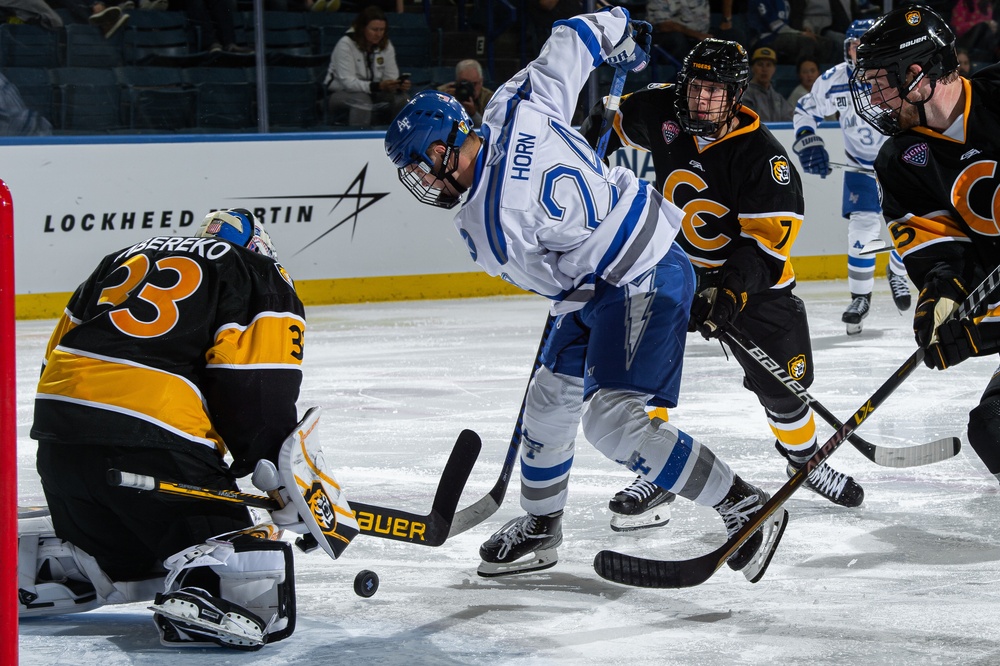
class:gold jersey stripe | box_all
[44,311,78,362]
[37,348,223,452]
[207,313,305,367]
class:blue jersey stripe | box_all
[594,181,648,278]
[554,17,603,67]
[484,77,533,264]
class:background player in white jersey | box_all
[793,19,912,336]
[24,210,304,650]
[851,5,1000,483]
[384,7,787,584]
[581,38,865,532]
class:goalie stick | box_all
[594,262,1000,588]
[449,68,627,537]
[720,326,960,468]
[109,428,481,548]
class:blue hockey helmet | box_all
[844,18,876,67]
[197,208,277,260]
[384,90,474,209]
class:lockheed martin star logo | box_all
[242,164,390,256]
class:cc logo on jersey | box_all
[952,160,1000,236]
[663,170,732,252]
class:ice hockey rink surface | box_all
[14,279,1000,665]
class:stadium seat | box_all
[52,67,122,132]
[118,66,197,131]
[182,67,256,130]
[65,24,124,68]
[4,67,56,128]
[0,24,60,68]
[266,66,320,129]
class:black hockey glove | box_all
[695,285,746,340]
[913,274,969,350]
[924,317,983,370]
[688,288,715,333]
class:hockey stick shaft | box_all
[449,313,556,536]
[449,69,627,537]
[596,261,1000,588]
[595,67,627,159]
[109,428,481,548]
[720,326,960,467]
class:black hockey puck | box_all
[353,570,379,597]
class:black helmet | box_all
[675,39,750,136]
[850,4,958,136]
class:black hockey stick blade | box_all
[595,347,927,588]
[721,327,962,468]
[353,428,482,546]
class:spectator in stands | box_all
[645,0,712,64]
[952,0,999,64]
[0,71,52,135]
[0,0,62,29]
[787,55,819,107]
[324,4,410,127]
[958,47,973,76]
[712,0,747,45]
[801,0,845,47]
[437,59,494,127]
[741,46,794,121]
[746,0,836,64]
[88,2,129,38]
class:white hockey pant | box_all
[582,388,734,507]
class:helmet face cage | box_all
[385,90,473,209]
[850,5,958,136]
[844,18,875,67]
[675,39,749,136]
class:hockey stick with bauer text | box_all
[720,326,960,467]
[109,428,481,548]
[448,67,629,537]
[594,262,1000,588]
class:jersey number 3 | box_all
[98,254,202,338]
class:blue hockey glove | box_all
[607,20,651,73]
[792,130,831,178]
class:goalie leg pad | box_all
[161,534,296,647]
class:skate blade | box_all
[610,507,670,532]
[477,548,557,578]
[845,322,863,336]
[741,509,788,584]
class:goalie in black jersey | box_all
[583,38,865,531]
[851,5,1000,483]
[21,210,307,650]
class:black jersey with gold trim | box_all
[586,84,805,294]
[875,66,1000,295]
[30,235,305,477]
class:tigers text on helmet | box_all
[197,208,278,260]
[675,39,750,136]
[384,90,474,209]
[849,4,958,136]
[844,18,875,67]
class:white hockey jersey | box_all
[454,8,685,313]
[792,62,886,170]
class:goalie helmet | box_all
[384,90,474,209]
[675,39,750,136]
[850,5,958,136]
[197,208,277,260]
[844,18,876,68]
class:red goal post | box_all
[0,179,17,663]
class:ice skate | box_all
[776,441,864,507]
[714,476,787,583]
[608,476,675,532]
[842,293,870,335]
[478,511,562,577]
[887,266,911,312]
